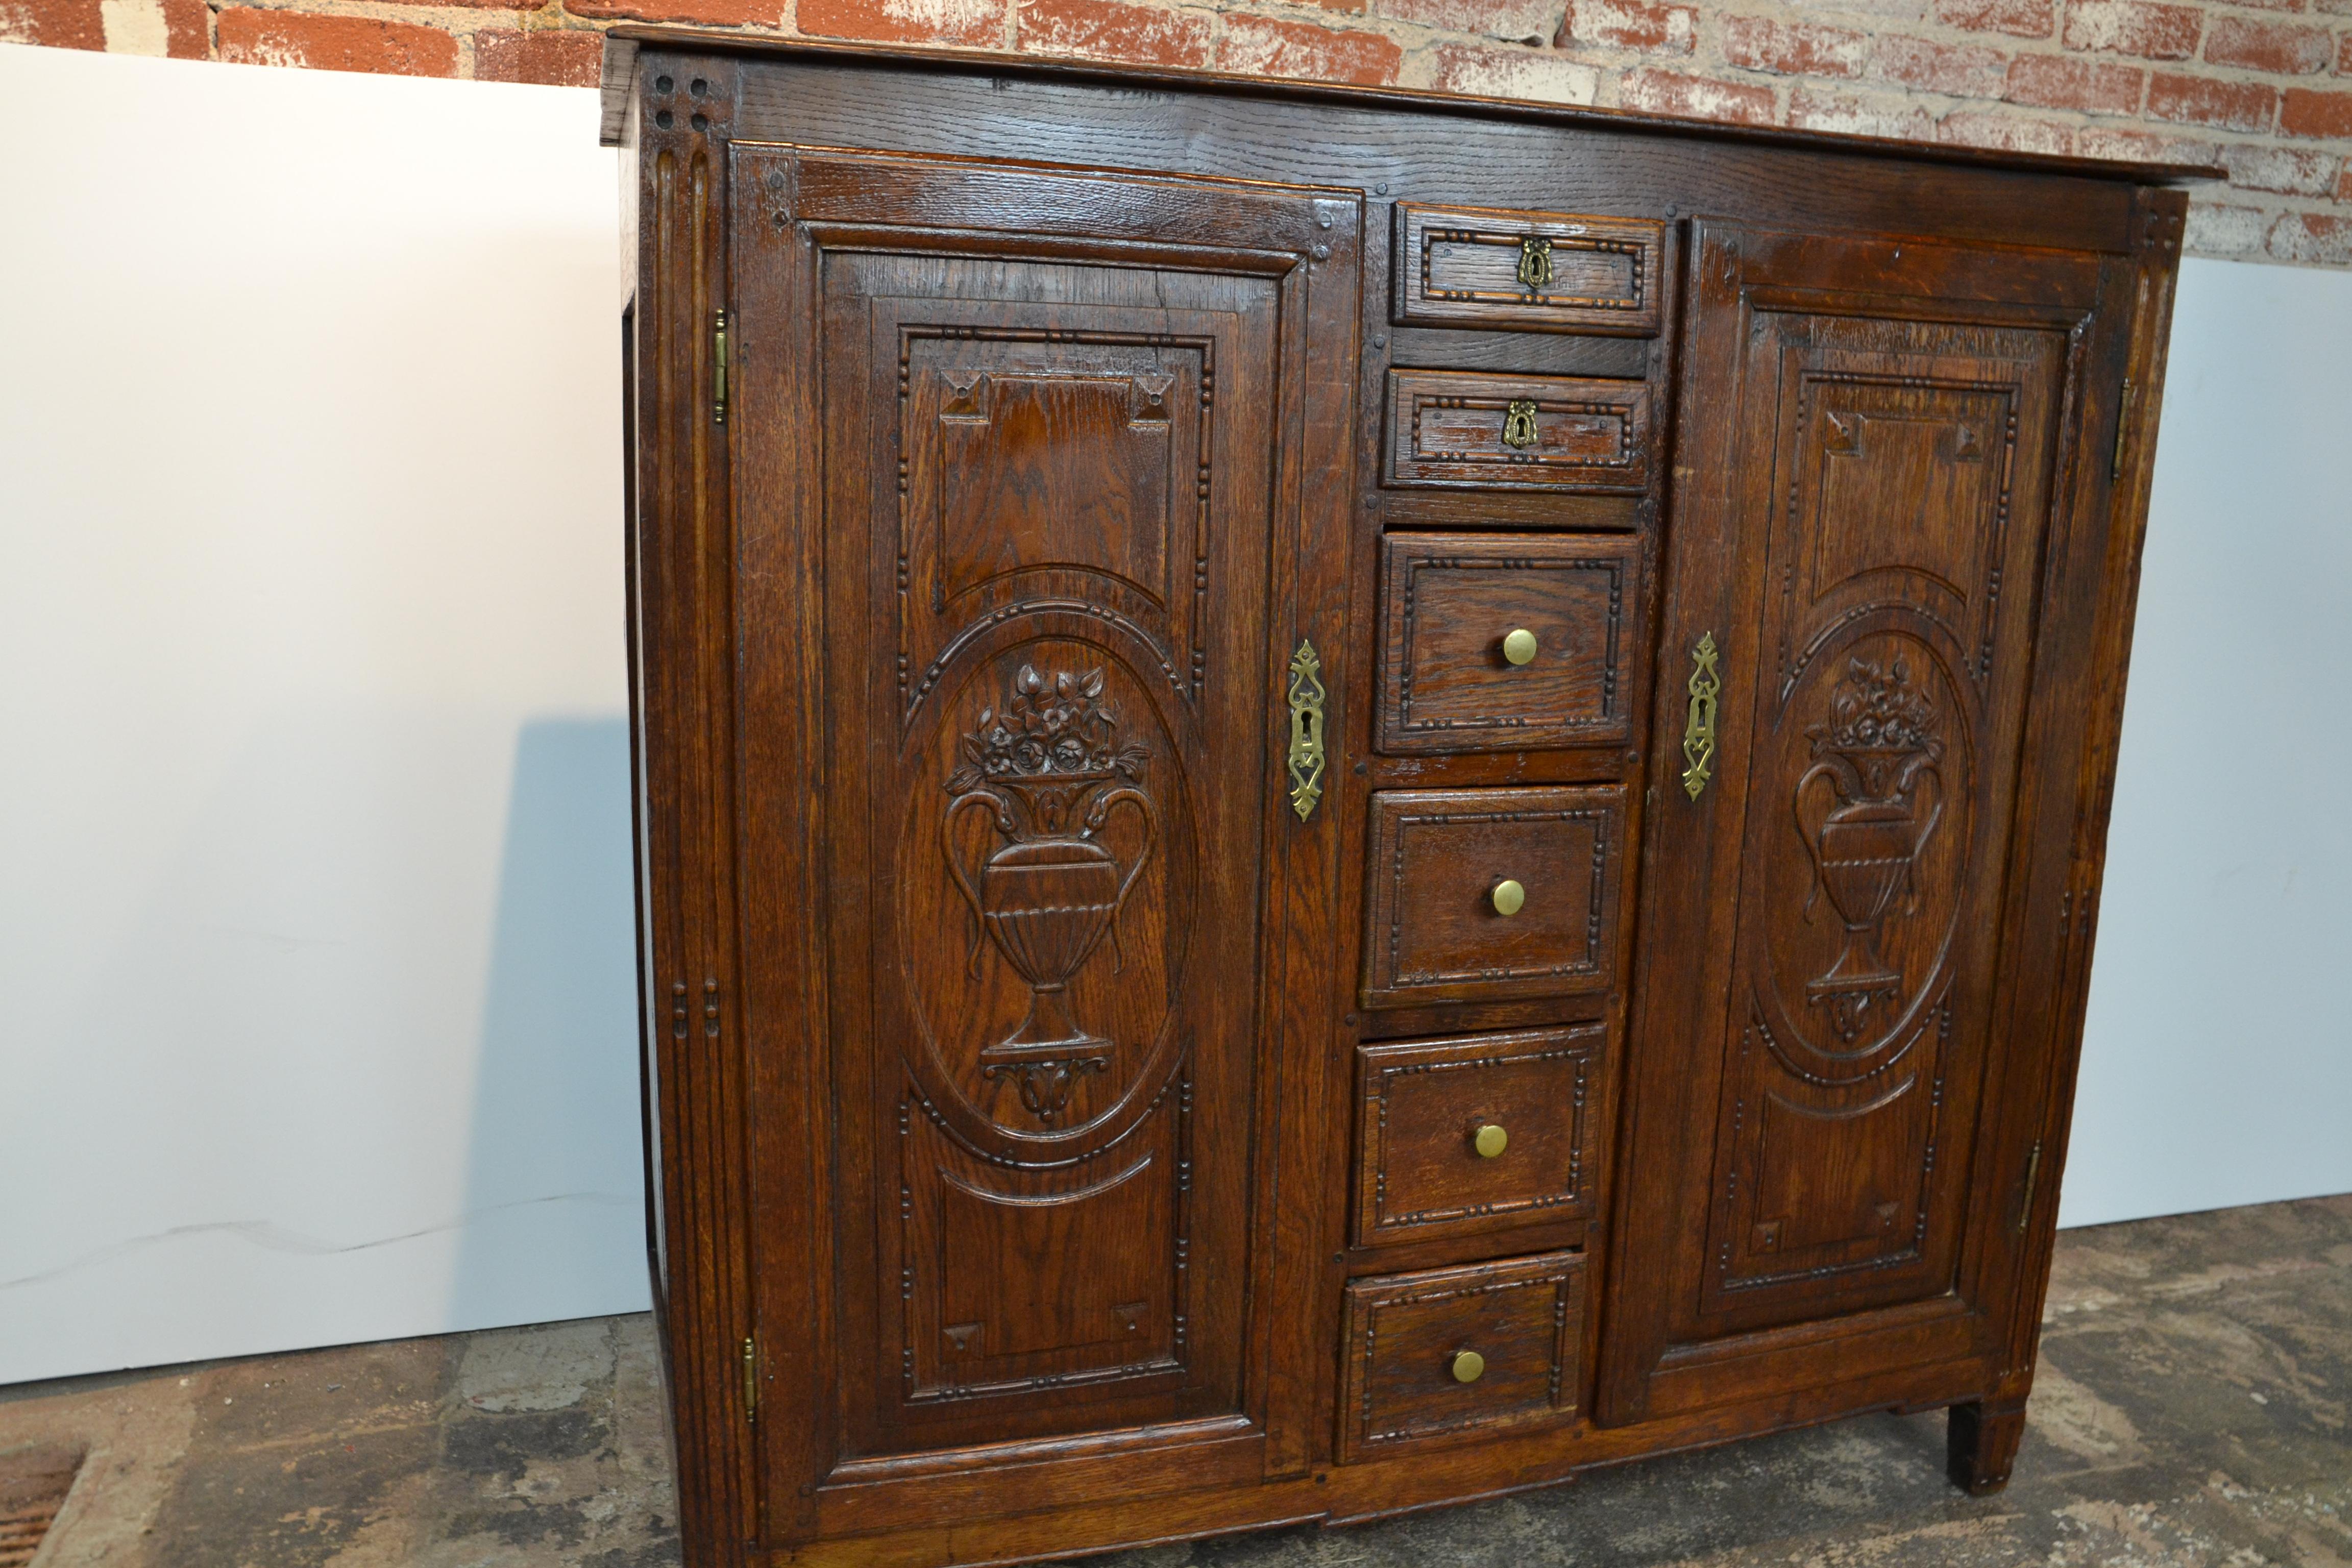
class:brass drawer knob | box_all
[1473,1123,1508,1159]
[1490,879,1525,917]
[1501,627,1539,666]
[1450,1349,1486,1384]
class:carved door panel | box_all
[1601,223,2111,1420]
[732,146,1360,1483]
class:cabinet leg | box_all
[1946,1400,2027,1496]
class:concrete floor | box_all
[4,1195,2346,1567]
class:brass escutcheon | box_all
[1516,234,1553,291]
[1682,631,1721,800]
[1502,398,1540,451]
[1287,639,1327,822]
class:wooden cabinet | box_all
[610,31,2197,1566]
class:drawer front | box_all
[1377,533,1640,755]
[1338,1252,1585,1462]
[1384,370,1652,493]
[1354,1025,1603,1247]
[1393,202,1665,335]
[1363,786,1626,1008]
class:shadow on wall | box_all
[450,716,647,1327]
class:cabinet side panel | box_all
[1970,190,2189,1416]
[624,298,666,1317]
[634,53,757,1564]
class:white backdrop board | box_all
[0,42,2345,1385]
[2061,257,2352,1229]
[0,43,643,1385]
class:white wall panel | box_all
[0,43,642,1384]
[2060,257,2352,1228]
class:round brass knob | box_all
[1450,1349,1486,1384]
[1502,628,1539,666]
[1490,879,1525,917]
[1473,1123,1508,1159]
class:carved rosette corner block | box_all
[943,664,1157,1125]
[1795,656,1945,1043]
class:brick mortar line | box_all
[187,0,2352,92]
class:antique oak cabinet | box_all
[605,31,2199,1566]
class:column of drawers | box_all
[1338,200,1669,1464]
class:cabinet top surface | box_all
[599,27,2221,186]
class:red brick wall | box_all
[8,0,2347,264]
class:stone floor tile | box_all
[2,1195,2345,1567]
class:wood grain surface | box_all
[618,37,2189,1567]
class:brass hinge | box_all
[741,1335,757,1423]
[2110,379,2133,480]
[713,308,729,426]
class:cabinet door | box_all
[728,148,1359,1528]
[1600,223,2125,1423]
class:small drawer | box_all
[1337,1252,1585,1462]
[1362,786,1626,1009]
[1377,532,1640,755]
[1354,1025,1603,1248]
[1392,202,1664,336]
[1384,370,1652,493]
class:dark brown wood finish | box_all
[1337,1252,1587,1463]
[614,32,2196,1567]
[1361,786,1628,1009]
[1377,532,1641,754]
[723,141,1360,1539]
[622,54,756,1560]
[1383,369,1653,493]
[1353,1025,1604,1248]
[1595,223,2143,1435]
[1392,203,1666,335]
